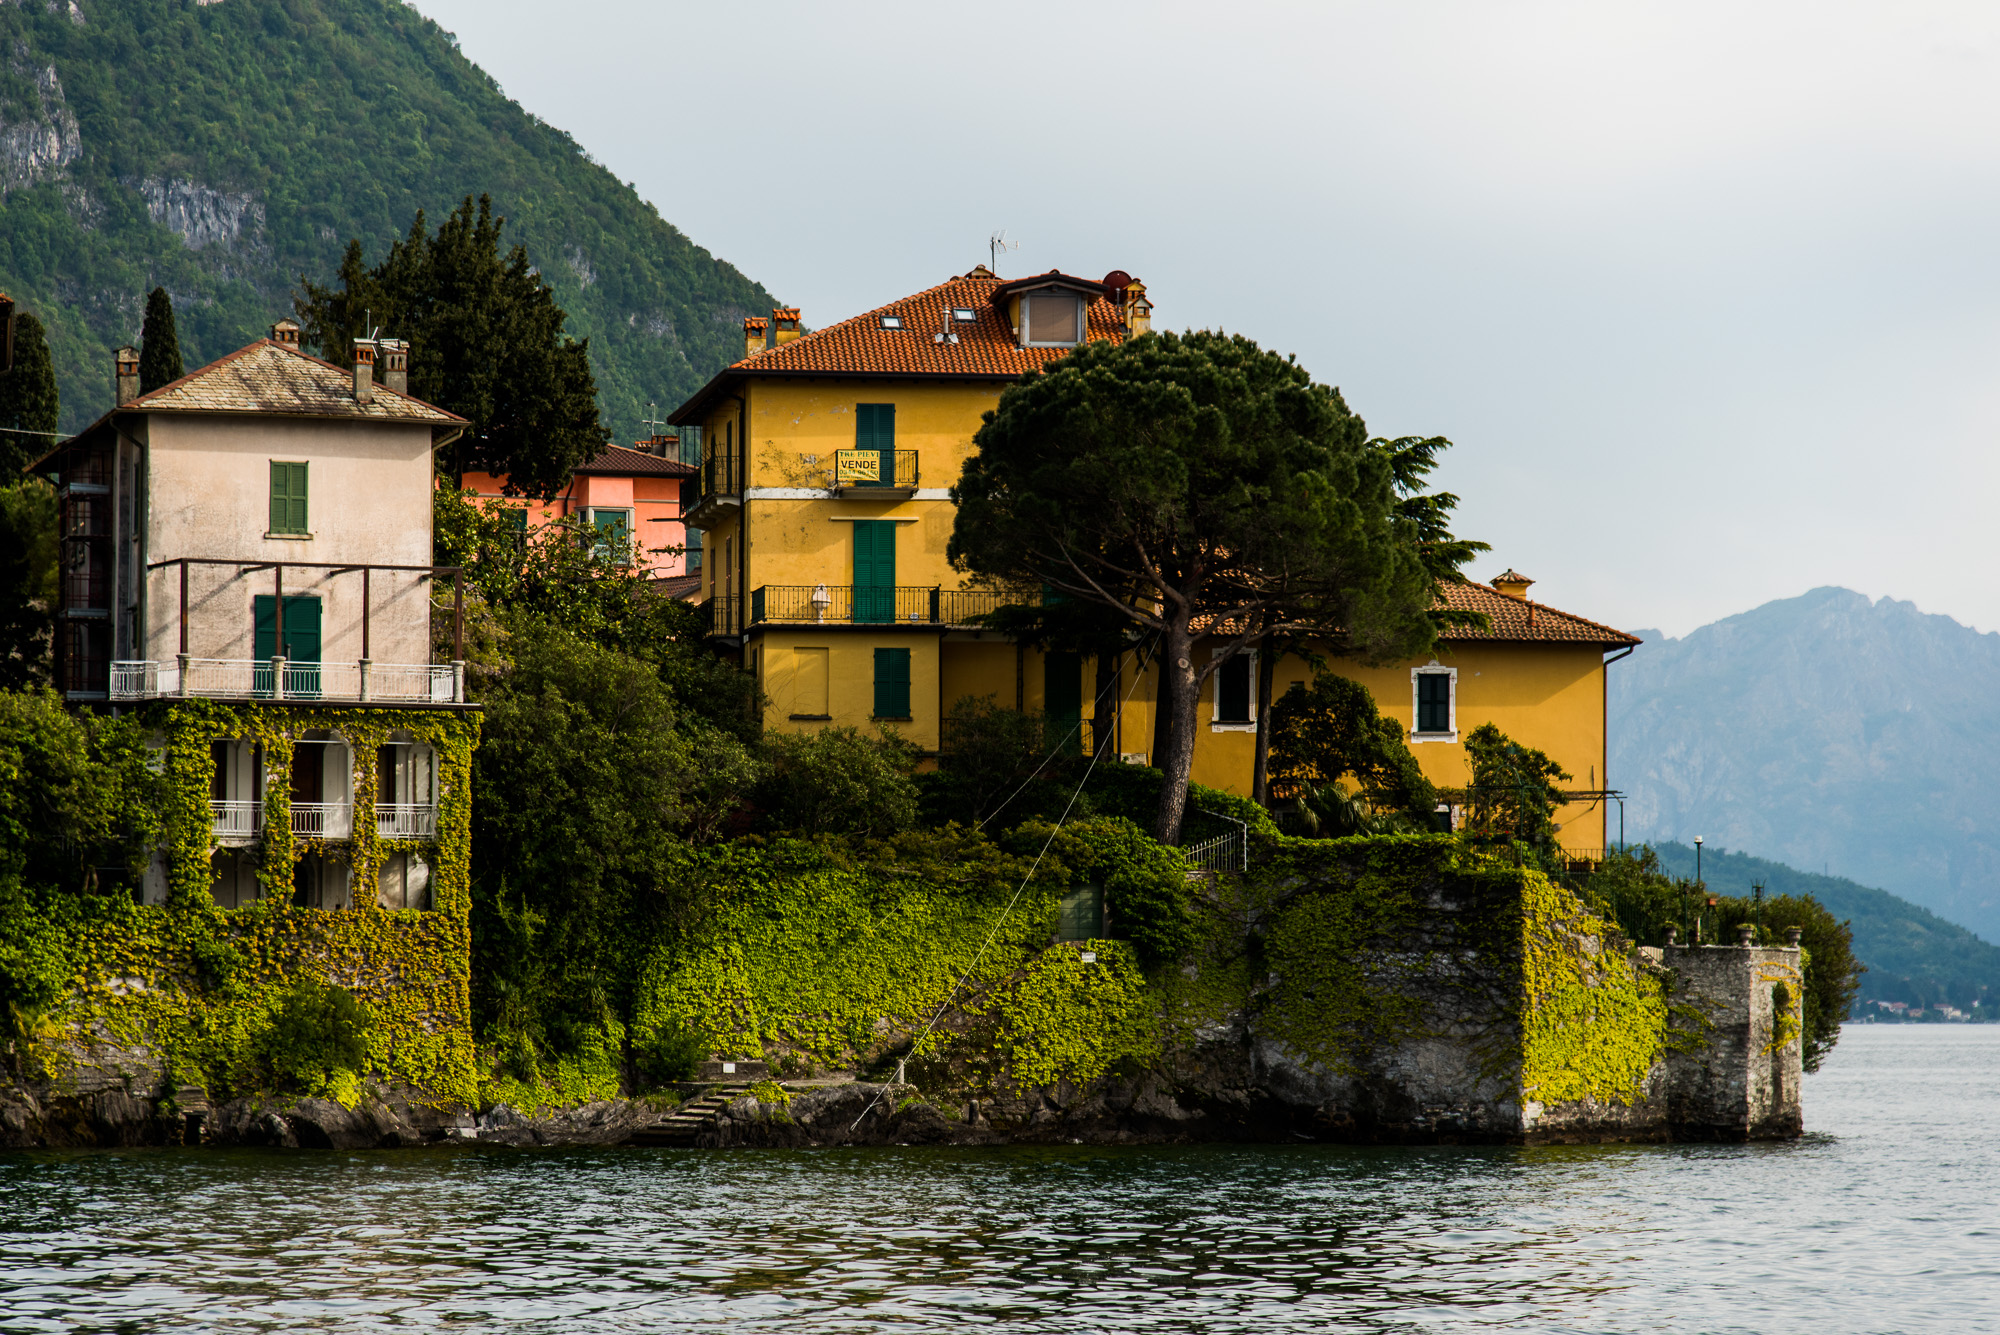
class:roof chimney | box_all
[743,316,767,359]
[351,337,377,405]
[115,346,139,405]
[1123,278,1152,337]
[379,338,408,395]
[1492,568,1535,601]
[270,318,301,347]
[771,307,801,345]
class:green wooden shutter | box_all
[874,647,911,718]
[269,462,308,534]
[1045,652,1082,756]
[253,596,323,662]
[1418,673,1451,733]
[856,403,895,486]
[853,520,896,622]
[1217,654,1252,722]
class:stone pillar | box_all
[1661,943,1805,1140]
[271,655,288,700]
[358,658,371,702]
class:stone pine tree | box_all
[949,331,1477,845]
[0,312,60,477]
[138,287,184,395]
[296,194,609,499]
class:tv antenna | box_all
[988,228,1019,272]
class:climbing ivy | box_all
[10,700,481,1107]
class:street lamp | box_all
[1694,834,1704,887]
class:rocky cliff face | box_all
[1611,586,2000,942]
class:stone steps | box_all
[624,1084,749,1147]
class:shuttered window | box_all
[855,403,896,486]
[1216,654,1252,723]
[873,647,911,719]
[269,462,308,534]
[853,520,897,623]
[1417,672,1451,733]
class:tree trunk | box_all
[1152,622,1202,846]
[1251,645,1276,807]
[1149,643,1171,770]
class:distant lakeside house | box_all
[460,435,700,587]
[669,268,1642,853]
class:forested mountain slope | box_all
[0,0,772,435]
[1612,587,2000,943]
[1648,841,2000,1010]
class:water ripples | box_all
[3,1027,1997,1332]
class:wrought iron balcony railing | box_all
[832,449,919,490]
[746,585,1017,627]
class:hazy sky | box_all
[416,0,2000,638]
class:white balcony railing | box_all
[108,659,464,705]
[376,804,438,839]
[291,802,352,839]
[211,799,261,842]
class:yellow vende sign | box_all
[837,452,881,483]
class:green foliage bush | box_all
[258,979,373,1095]
[633,1016,712,1088]
[756,727,920,840]
[1463,722,1570,846]
[0,883,69,1052]
[1011,817,1196,968]
[0,688,163,890]
[0,480,57,690]
[1267,672,1436,825]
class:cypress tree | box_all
[0,311,61,477]
[138,287,183,395]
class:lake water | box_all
[1,1025,1995,1333]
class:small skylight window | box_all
[952,307,977,322]
[879,315,903,329]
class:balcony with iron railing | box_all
[684,452,743,530]
[832,449,919,495]
[743,584,1019,629]
[113,658,465,705]
[208,800,439,843]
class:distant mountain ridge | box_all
[0,0,774,437]
[1611,585,2000,942]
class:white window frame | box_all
[1410,662,1458,743]
[1021,291,1085,347]
[1210,649,1258,732]
[586,507,635,558]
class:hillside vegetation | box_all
[0,0,772,435]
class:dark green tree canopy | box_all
[1463,722,1571,846]
[297,195,609,499]
[1267,673,1436,824]
[948,330,1474,842]
[0,313,60,478]
[138,288,184,395]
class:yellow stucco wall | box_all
[753,629,944,750]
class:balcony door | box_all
[853,520,896,624]
[855,403,896,487]
[253,595,322,696]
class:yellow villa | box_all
[669,268,1640,853]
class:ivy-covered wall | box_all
[15,701,480,1109]
[636,833,1795,1143]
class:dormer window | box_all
[879,315,903,329]
[1022,293,1082,346]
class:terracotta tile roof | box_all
[1189,580,1637,647]
[1436,580,1639,646]
[653,574,703,600]
[572,443,694,478]
[671,270,1130,422]
[126,339,465,426]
